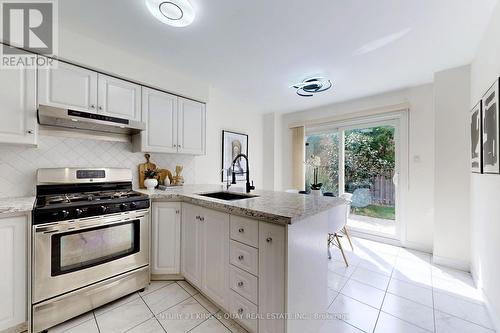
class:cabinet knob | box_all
[98,106,103,110]
[238,255,244,261]
[195,215,200,220]
[90,104,95,109]
[200,216,205,222]
[178,145,181,148]
[237,281,244,287]
[238,228,244,233]
[27,129,34,134]
[237,308,244,314]
[266,237,273,243]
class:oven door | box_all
[33,210,149,303]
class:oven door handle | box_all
[35,216,144,234]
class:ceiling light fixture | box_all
[291,77,332,97]
[145,0,195,27]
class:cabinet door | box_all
[200,208,229,308]
[259,222,286,333]
[141,88,178,153]
[151,202,181,275]
[0,63,37,146]
[0,215,27,331]
[38,58,98,113]
[98,74,141,121]
[177,98,206,155]
[181,203,202,287]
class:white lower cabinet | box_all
[181,204,229,308]
[151,202,181,275]
[180,205,286,333]
[0,214,28,331]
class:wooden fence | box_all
[371,174,395,206]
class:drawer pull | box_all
[238,255,244,261]
[237,281,244,287]
[237,308,244,314]
[266,237,273,243]
[238,228,245,233]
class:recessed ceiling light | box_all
[291,77,332,97]
[145,0,195,27]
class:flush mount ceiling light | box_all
[145,0,195,27]
[291,77,332,97]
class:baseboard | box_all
[472,271,500,332]
[402,240,433,254]
[432,254,470,272]
[0,322,27,333]
[151,274,183,281]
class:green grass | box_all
[353,205,395,220]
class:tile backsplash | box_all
[0,135,195,198]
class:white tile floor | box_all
[47,281,248,333]
[45,237,496,333]
[325,237,496,333]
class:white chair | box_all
[327,203,349,266]
[339,193,354,250]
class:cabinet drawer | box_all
[229,290,258,333]
[230,240,258,276]
[230,216,259,248]
[229,265,258,305]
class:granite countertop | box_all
[137,184,346,225]
[0,196,36,215]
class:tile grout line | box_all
[92,311,102,333]
[135,291,168,333]
[370,251,397,333]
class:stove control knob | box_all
[130,202,137,209]
[61,210,69,219]
[120,203,127,211]
[100,206,108,213]
[75,208,83,217]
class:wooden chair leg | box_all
[343,226,354,250]
[335,234,349,267]
[327,234,333,259]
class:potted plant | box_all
[306,155,323,196]
[144,168,159,190]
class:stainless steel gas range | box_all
[30,168,151,333]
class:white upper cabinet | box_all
[177,97,206,155]
[151,202,181,275]
[140,87,178,153]
[38,58,98,113]
[0,63,37,146]
[0,215,28,331]
[97,74,141,121]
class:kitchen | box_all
[1,1,500,333]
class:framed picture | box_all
[482,79,500,174]
[221,130,248,182]
[471,101,483,173]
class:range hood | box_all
[37,105,146,135]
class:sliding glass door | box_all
[306,118,402,240]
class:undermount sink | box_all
[198,191,258,201]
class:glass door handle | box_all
[392,173,399,186]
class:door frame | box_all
[306,110,409,245]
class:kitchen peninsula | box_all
[139,185,346,333]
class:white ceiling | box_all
[60,0,497,114]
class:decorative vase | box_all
[144,178,158,190]
[311,189,322,197]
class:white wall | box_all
[277,85,436,251]
[194,86,263,189]
[432,65,471,270]
[470,0,500,328]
